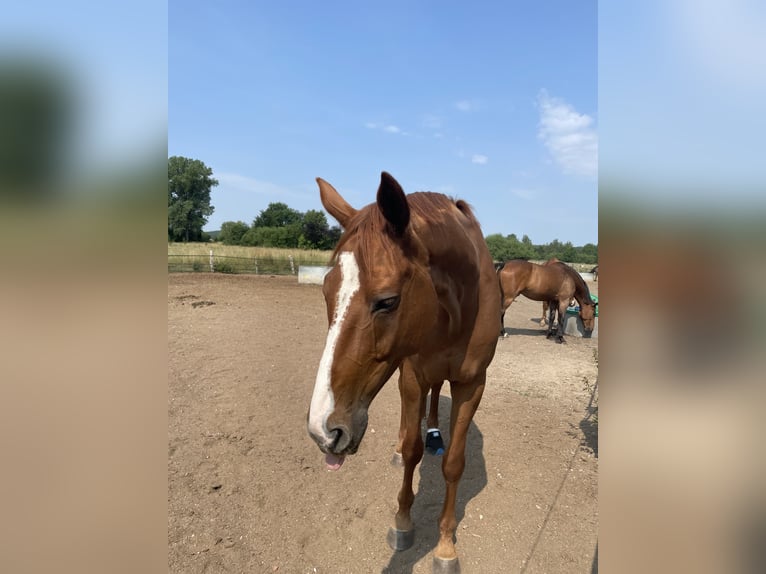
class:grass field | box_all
[168,242,333,264]
[168,243,334,274]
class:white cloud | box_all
[537,90,598,178]
[365,121,405,135]
[455,99,484,112]
[471,154,489,165]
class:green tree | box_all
[580,243,598,264]
[484,233,509,262]
[515,236,536,260]
[168,156,217,242]
[252,202,302,228]
[325,225,342,249]
[300,209,330,248]
[241,224,302,248]
[542,239,564,261]
[561,241,577,262]
[219,221,249,245]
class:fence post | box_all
[209,250,214,272]
[254,258,258,275]
[289,255,295,274]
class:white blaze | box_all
[308,251,360,445]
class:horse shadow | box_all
[578,379,598,458]
[579,412,598,458]
[381,394,487,574]
[501,318,549,338]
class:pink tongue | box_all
[325,453,345,471]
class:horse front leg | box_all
[392,368,407,467]
[426,380,446,456]
[433,376,485,573]
[392,365,429,466]
[540,301,549,327]
[387,360,427,551]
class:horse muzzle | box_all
[307,410,368,456]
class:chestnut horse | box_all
[307,172,500,573]
[499,259,597,343]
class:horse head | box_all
[307,172,439,470]
[579,300,597,331]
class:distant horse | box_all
[498,259,597,343]
[591,265,599,281]
[307,172,500,573]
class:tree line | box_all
[168,156,597,261]
[218,203,341,249]
[485,233,597,264]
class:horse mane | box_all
[454,199,475,218]
[332,192,477,272]
[408,192,477,227]
[557,262,595,306]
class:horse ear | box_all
[317,177,357,228]
[377,171,410,236]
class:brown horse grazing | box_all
[307,172,500,573]
[498,259,597,343]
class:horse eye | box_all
[372,296,400,313]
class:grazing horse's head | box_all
[580,301,597,331]
[307,172,439,470]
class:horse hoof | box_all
[390,452,404,467]
[425,430,445,456]
[432,555,461,574]
[387,527,415,551]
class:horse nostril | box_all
[328,425,351,453]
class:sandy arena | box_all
[168,273,598,573]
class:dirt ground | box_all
[168,273,598,573]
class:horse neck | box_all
[571,272,592,305]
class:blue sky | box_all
[170,1,597,245]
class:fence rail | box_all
[169,251,595,276]
[168,252,332,275]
